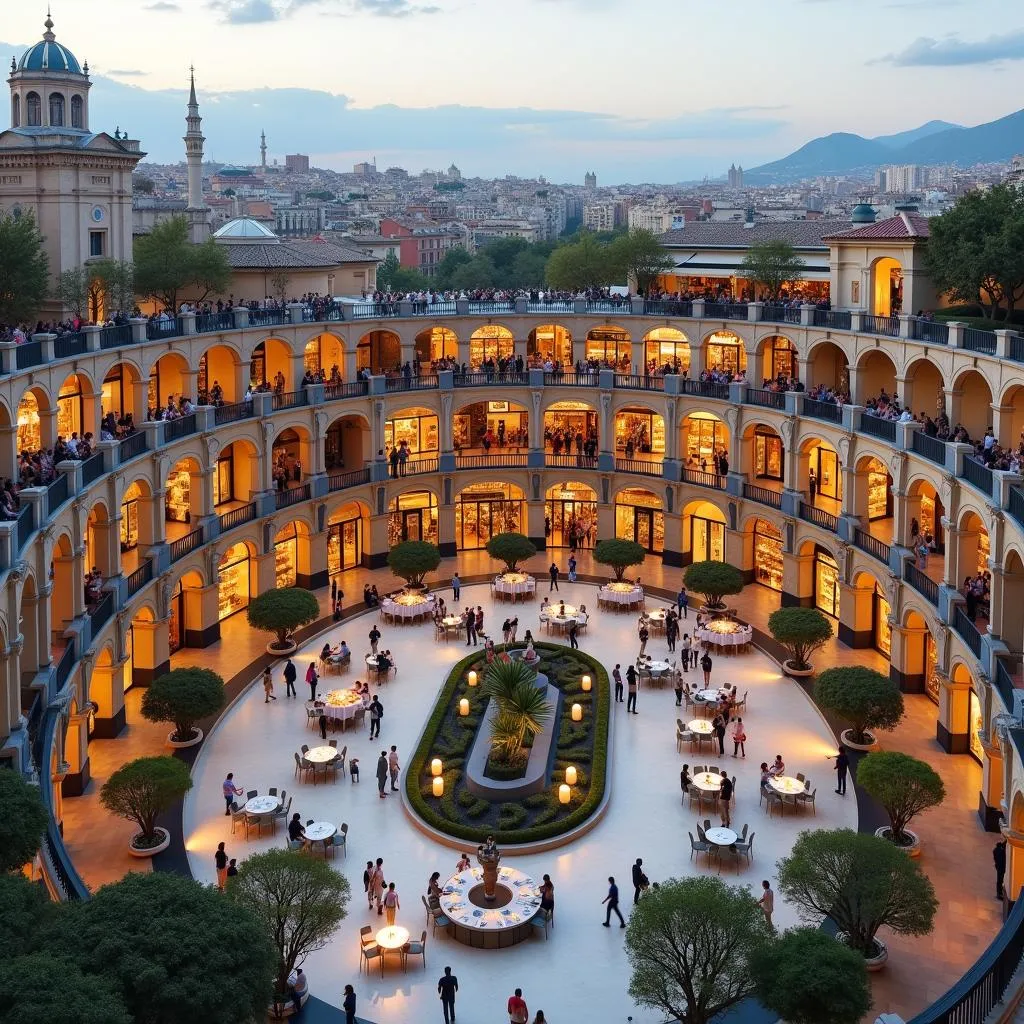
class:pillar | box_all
[663,509,682,568]
[889,622,926,692]
[343,349,358,383]
[0,423,18,480]
[944,388,963,430]
[837,579,873,648]
[844,466,870,520]
[527,500,546,550]
[437,499,456,559]
[62,708,91,797]
[255,550,277,595]
[91,517,120,578]
[936,670,970,753]
[892,489,910,549]
[90,656,127,738]
[1003,828,1024,903]
[979,734,1005,832]
[597,503,615,545]
[943,526,963,588]
[298,531,329,591]
[38,406,58,449]
[131,618,171,687]
[51,553,77,632]
[136,491,165,548]
[81,388,102,439]
[368,513,390,569]
[781,549,814,608]
[187,582,221,647]
[726,522,755,584]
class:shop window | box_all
[17,392,41,451]
[250,343,266,387]
[754,519,783,591]
[455,483,524,550]
[644,329,689,374]
[218,543,251,620]
[969,690,984,763]
[528,326,571,366]
[615,411,664,455]
[469,326,513,369]
[545,483,597,548]
[213,453,234,506]
[924,633,939,704]
[275,524,297,588]
[754,429,783,481]
[384,411,438,460]
[328,517,362,574]
[814,548,839,618]
[615,489,664,553]
[121,483,141,551]
[57,380,83,440]
[873,586,891,656]
[388,491,438,546]
[691,516,724,562]
[765,336,796,380]
[585,328,630,370]
[705,332,746,375]
[684,415,726,471]
[304,338,321,376]
[867,464,892,520]
[102,368,125,419]
[453,403,528,451]
[809,446,841,501]
[165,466,192,523]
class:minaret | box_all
[260,130,267,171]
[183,67,209,241]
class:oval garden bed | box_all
[406,643,609,845]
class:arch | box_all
[250,336,296,391]
[326,412,372,472]
[614,486,664,554]
[1003,550,1024,663]
[901,357,944,422]
[615,404,665,462]
[853,567,892,656]
[327,498,371,574]
[469,324,514,369]
[148,351,192,414]
[997,384,1024,450]
[856,349,897,405]
[164,456,203,527]
[215,437,260,506]
[681,411,728,474]
[51,532,76,631]
[415,325,457,365]
[544,400,599,455]
[48,92,64,127]
[642,326,690,375]
[273,520,310,588]
[11,93,19,128]
[168,567,205,654]
[384,405,439,467]
[455,480,526,549]
[57,371,95,443]
[743,421,784,484]
[304,331,345,379]
[683,498,726,563]
[870,256,903,317]
[357,329,401,375]
[585,325,631,371]
[198,343,243,405]
[854,454,893,522]
[26,91,41,126]
[806,339,849,395]
[453,400,528,453]
[217,540,256,621]
[906,475,945,552]
[956,508,990,594]
[752,516,784,590]
[545,481,598,548]
[101,360,144,423]
[271,426,312,489]
[70,93,83,129]
[951,368,994,442]
[388,488,439,545]
[16,384,52,453]
[704,329,746,375]
[527,324,572,366]
[799,436,842,505]
[758,334,797,383]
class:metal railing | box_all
[385,374,439,392]
[854,528,891,564]
[80,452,106,485]
[146,317,183,340]
[454,371,527,387]
[276,483,311,509]
[812,309,852,331]
[799,501,838,532]
[746,388,786,410]
[272,389,309,411]
[912,430,947,466]
[862,314,899,337]
[963,328,997,354]
[324,380,369,401]
[328,467,371,491]
[743,483,782,508]
[351,302,398,319]
[196,311,235,333]
[953,605,983,658]
[454,454,529,469]
[802,397,844,424]
[214,400,254,425]
[16,503,35,552]
[420,300,457,316]
[859,413,897,442]
[163,413,197,442]
[54,639,76,691]
[910,318,949,345]
[400,458,440,477]
[762,304,801,324]
[527,300,573,313]
[54,332,87,358]
[219,502,256,532]
[545,453,598,469]
[995,659,1018,714]
[682,467,726,489]
[904,561,939,605]
[615,457,663,477]
[47,473,69,512]
[543,371,599,387]
[169,526,204,562]
[467,300,513,314]
[615,374,665,391]
[89,591,114,633]
[644,299,692,316]
[1010,486,1024,531]
[679,378,729,400]
[586,300,632,314]
[1011,335,1024,363]
[16,340,43,369]
[247,308,287,327]
[99,323,132,348]
[119,431,147,462]
[125,560,154,597]
[961,456,994,497]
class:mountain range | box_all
[745,109,1024,183]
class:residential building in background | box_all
[285,153,309,173]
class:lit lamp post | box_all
[459,698,470,716]
[571,703,583,722]
[565,765,577,786]
[432,776,444,798]
[581,674,592,692]
[468,670,477,687]
[431,758,443,777]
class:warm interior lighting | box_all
[432,776,444,798]
[431,758,443,777]
[581,675,591,692]
[468,670,477,687]
[459,698,470,716]
[565,765,578,786]
[558,783,571,804]
[571,703,583,722]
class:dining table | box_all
[692,770,723,792]
[768,774,806,813]
[375,925,410,968]
[303,820,337,853]
[244,794,280,815]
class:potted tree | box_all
[100,755,193,857]
[777,828,937,971]
[247,587,320,656]
[485,532,537,574]
[814,666,904,750]
[0,769,48,872]
[141,667,226,748]
[767,607,833,677]
[683,560,744,612]
[593,538,646,582]
[482,659,553,780]
[387,539,442,591]
[856,750,945,858]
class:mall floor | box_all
[64,549,1001,1023]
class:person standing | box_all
[306,660,319,701]
[712,714,726,757]
[215,841,229,891]
[700,650,713,686]
[369,625,381,654]
[465,606,477,646]
[568,553,577,582]
[612,664,623,703]
[343,983,357,1024]
[719,773,733,826]
[833,744,849,794]
[222,772,243,815]
[631,857,646,905]
[549,561,559,592]
[678,586,688,619]
[262,667,277,703]
[674,673,684,708]
[666,612,678,653]
[626,665,638,714]
[283,657,297,698]
[809,467,817,500]
[995,838,1008,900]
[638,621,649,657]
[680,634,691,673]
[758,880,775,931]
[438,966,459,1024]
[388,745,401,791]
[452,572,461,602]
[731,717,746,757]
[602,876,625,927]
[369,695,383,740]
[376,750,389,799]
[363,860,375,909]
[331,578,337,606]
[475,606,484,640]
[568,619,579,650]
[370,857,386,913]
[508,988,529,1024]
[383,882,400,926]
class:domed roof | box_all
[213,217,279,243]
[850,203,877,225]
[18,15,83,75]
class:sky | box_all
[4,0,1024,182]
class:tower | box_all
[260,129,267,171]
[183,68,209,242]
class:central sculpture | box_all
[477,835,501,901]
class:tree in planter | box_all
[777,828,937,960]
[624,876,770,1024]
[857,750,945,846]
[0,768,48,872]
[387,539,442,587]
[246,587,320,651]
[486,532,537,573]
[483,659,553,766]
[594,538,646,581]
[750,927,871,1024]
[684,560,744,609]
[815,666,904,745]
[141,667,225,742]
[99,756,193,849]
[230,849,350,1005]
[767,607,833,672]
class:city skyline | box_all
[4,0,1024,181]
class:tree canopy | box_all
[387,539,442,585]
[246,587,321,647]
[608,228,673,295]
[141,667,226,742]
[0,209,50,325]
[856,750,945,844]
[485,531,537,572]
[767,607,834,671]
[545,233,615,291]
[683,560,745,607]
[376,250,428,293]
[594,538,646,581]
[739,240,807,301]
[814,666,904,745]
[133,216,231,312]
[55,260,136,320]
[0,874,57,959]
[483,658,553,762]
[0,768,49,872]
[0,953,132,1024]
[99,755,193,846]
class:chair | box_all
[799,788,817,815]
[352,707,366,732]
[294,752,312,783]
[246,789,258,800]
[287,838,303,851]
[689,830,711,863]
[796,772,806,783]
[306,706,319,730]
[531,909,552,939]
[359,925,376,948]
[429,910,451,936]
[332,823,348,858]
[300,744,310,755]
[403,930,428,969]
[734,831,755,865]
[230,801,247,835]
[273,796,290,832]
[268,787,278,797]
[765,790,784,817]
[360,942,384,977]
[328,739,338,749]
[688,785,701,810]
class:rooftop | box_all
[658,219,851,249]
[822,211,932,241]
[221,239,377,270]
[213,217,279,242]
[17,15,83,75]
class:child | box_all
[349,756,360,782]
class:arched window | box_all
[11,94,19,128]
[70,94,83,129]
[49,93,64,127]
[26,92,41,127]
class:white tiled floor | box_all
[185,583,857,1024]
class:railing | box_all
[276,483,311,509]
[453,371,527,387]
[125,560,154,597]
[863,314,899,337]
[219,502,256,532]
[859,413,897,442]
[16,503,35,552]
[910,318,949,345]
[586,300,632,314]
[119,431,148,462]
[616,457,663,477]
[400,458,440,477]
[954,605,983,658]
[272,389,309,411]
[146,317,183,340]
[812,309,852,331]
[995,659,1018,714]
[904,561,939,605]
[644,299,692,317]
[545,453,598,469]
[528,300,573,313]
[247,308,287,327]
[16,340,43,369]
[543,372,599,387]
[328,467,371,491]
[963,328,997,354]
[80,452,106,485]
[1010,335,1024,363]
[47,473,69,512]
[196,311,235,333]
[746,387,786,410]
[422,300,457,316]
[762,304,801,324]
[54,640,76,691]
[1009,486,1024,531]
[679,378,729,400]
[99,323,133,349]
[704,301,741,319]
[169,527,204,562]
[799,501,838,532]
[615,374,665,391]
[351,302,398,319]
[385,374,439,392]
[324,380,369,401]
[961,456,994,497]
[743,483,782,508]
[912,430,947,466]
[54,332,87,358]
[802,397,843,424]
[682,467,726,489]
[455,454,529,469]
[214,400,254,425]
[89,591,115,633]
[854,528,891,564]
[467,300,514,314]
[163,413,198,442]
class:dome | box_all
[18,15,83,75]
[850,203,877,225]
[213,217,279,243]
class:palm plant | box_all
[482,659,553,762]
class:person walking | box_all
[995,838,1008,900]
[306,660,319,701]
[451,572,461,602]
[262,667,277,703]
[383,882,400,926]
[680,634,691,673]
[678,585,688,619]
[568,618,579,649]
[388,745,401,791]
[283,657,297,698]
[631,857,647,904]
[369,695,383,740]
[638,621,649,657]
[369,625,381,654]
[549,561,560,592]
[833,744,849,794]
[712,714,726,757]
[568,553,577,582]
[342,984,357,1024]
[465,606,477,646]
[331,578,337,606]
[215,841,229,891]
[602,876,625,927]
[370,857,385,913]
[508,988,529,1024]
[719,773,733,826]
[438,966,459,1024]
[376,751,389,799]
[612,664,623,703]
[222,772,243,815]
[626,665,638,714]
[700,650,713,686]
[666,612,678,653]
[363,860,375,909]
[731,717,746,757]
[758,880,775,931]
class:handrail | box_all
[275,483,311,509]
[219,502,256,532]
[169,526,205,562]
[454,454,529,469]
[746,387,786,410]
[953,605,983,658]
[743,483,782,508]
[615,373,665,391]
[543,371,599,387]
[912,430,947,466]
[854,527,891,564]
[961,456,994,497]
[324,380,369,401]
[904,561,939,605]
[125,560,154,597]
[859,413,897,443]
[214,400,254,425]
[802,397,844,424]
[799,501,838,532]
[616,457,663,477]
[328,467,371,491]
[682,467,726,489]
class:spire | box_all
[188,65,198,109]
[43,9,56,42]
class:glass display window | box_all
[867,463,892,520]
[754,429,783,480]
[250,343,266,387]
[147,366,160,415]
[528,325,572,365]
[924,633,939,704]
[978,527,991,575]
[123,624,134,693]
[874,586,892,656]
[197,354,208,402]
[168,580,184,654]
[705,331,747,374]
[764,336,796,380]
[969,689,984,763]
[615,410,665,454]
[274,523,297,588]
[218,542,251,620]
[684,414,727,470]
[615,489,664,553]
[304,338,321,376]
[754,519,783,591]
[102,368,125,419]
[57,378,83,440]
[165,466,192,523]
[810,446,842,501]
[16,392,41,452]
[384,410,438,459]
[415,326,458,364]
[121,482,141,551]
[213,454,234,506]
[455,483,524,550]
[358,331,400,374]
[643,328,690,374]
[328,517,362,574]
[585,328,631,370]
[691,516,725,562]
[469,326,513,369]
[545,482,598,548]
[814,547,840,618]
[388,491,438,546]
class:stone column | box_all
[527,500,547,550]
[978,731,1005,832]
[1003,827,1024,903]
[888,621,926,692]
[438,494,456,559]
[837,579,873,648]
[89,655,127,738]
[187,582,221,648]
[298,529,329,591]
[936,670,969,753]
[131,616,171,687]
[781,548,814,608]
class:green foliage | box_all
[0,874,56,958]
[56,260,136,319]
[246,587,321,647]
[432,246,473,289]
[450,255,496,290]
[55,267,90,317]
[608,228,674,295]
[750,927,872,1024]
[0,769,48,872]
[141,667,225,741]
[387,540,442,585]
[0,953,132,1024]
[739,240,808,301]
[230,848,350,997]
[767,607,834,670]
[777,828,937,957]
[0,209,50,325]
[684,560,745,607]
[99,756,193,845]
[134,216,232,311]
[497,803,528,828]
[814,667,904,745]
[269,270,291,302]
[305,189,335,201]
[485,531,537,572]
[857,750,946,844]
[376,250,428,293]
[925,184,1024,318]
[545,233,614,290]
[593,537,646,581]
[482,659,553,760]
[132,175,155,194]
[625,876,770,1024]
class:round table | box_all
[304,746,339,764]
[494,574,535,598]
[304,821,337,842]
[244,795,279,814]
[375,925,410,951]
[688,719,714,736]
[439,867,543,948]
[645,660,670,675]
[695,624,753,649]
[692,771,723,793]
[382,596,434,621]
[321,690,365,723]
[769,775,805,796]
[697,688,729,703]
[441,616,463,633]
[546,615,577,632]
[599,584,644,607]
[705,826,737,846]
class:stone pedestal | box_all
[478,850,501,901]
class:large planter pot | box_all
[167,727,203,749]
[875,825,922,858]
[403,581,428,593]
[267,639,297,657]
[841,728,877,752]
[129,827,169,858]
[838,933,888,972]
[783,660,814,679]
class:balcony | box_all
[679,378,729,400]
[276,483,311,509]
[146,317,183,340]
[455,453,529,470]
[761,304,801,325]
[802,398,843,424]
[351,302,398,319]
[169,527,205,562]
[853,527,891,564]
[545,453,598,469]
[219,502,256,532]
[615,457,663,478]
[16,340,43,370]
[385,374,439,392]
[614,373,665,391]
[324,380,369,401]
[163,413,198,442]
[682,467,726,490]
[961,456,994,497]
[119,431,147,462]
[962,328,997,354]
[799,501,838,532]
[909,318,948,345]
[859,413,897,443]
[543,372,598,387]
[247,308,287,327]
[196,311,234,333]
[453,371,526,387]
[214,400,255,425]
[644,299,692,316]
[812,309,852,331]
[743,483,782,508]
[99,324,132,349]
[328,467,371,491]
[272,389,309,411]
[862,314,899,337]
[953,604,983,658]
[54,332,87,359]
[903,561,939,605]
[746,388,786,410]
[911,431,946,466]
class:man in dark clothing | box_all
[995,839,1007,900]
[833,744,849,794]
[631,858,646,904]
[376,751,389,799]
[549,562,559,592]
[369,626,381,654]
[712,714,726,757]
[626,665,638,714]
[602,876,625,927]
[568,619,579,649]
[283,657,297,698]
[369,696,383,740]
[613,664,623,703]
[465,607,477,646]
[438,966,459,1023]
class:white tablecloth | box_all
[304,745,339,764]
[304,821,336,841]
[643,660,670,675]
[321,698,367,723]
[245,795,279,814]
[692,771,723,792]
[381,596,435,620]
[769,775,805,796]
[494,575,536,596]
[439,867,542,931]
[695,625,753,647]
[600,586,644,606]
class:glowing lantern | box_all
[581,674,592,692]
[571,703,583,722]
[468,670,478,687]
[565,765,578,786]
[432,776,444,798]
[558,784,571,805]
[459,698,470,716]
[431,758,443,777]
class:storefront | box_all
[57,378,84,440]
[753,428,783,481]
[213,452,234,506]
[683,413,727,469]
[754,519,783,591]
[814,546,840,618]
[357,331,400,374]
[918,492,945,552]
[809,445,842,502]
[643,328,690,374]
[528,325,572,365]
[168,580,184,654]
[388,491,438,545]
[615,489,664,554]
[705,331,746,375]
[585,327,631,369]
[545,482,597,548]
[328,515,363,574]
[469,326,513,368]
[615,409,665,455]
[764,336,797,380]
[274,523,298,588]
[218,542,251,621]
[121,482,141,552]
[250,342,266,387]
[271,429,302,483]
[415,326,458,364]
[969,689,984,763]
[16,391,41,451]
[455,483,524,550]
[123,625,134,693]
[544,402,598,446]
[385,409,438,461]
[924,633,939,703]
[691,515,724,562]
[867,463,893,520]
[165,464,192,524]
[453,402,528,450]
[102,367,128,419]
[873,585,891,656]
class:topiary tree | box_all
[684,560,744,609]
[594,538,646,581]
[99,756,192,849]
[0,769,48,872]
[857,750,946,846]
[246,587,320,652]
[0,953,132,1024]
[778,829,937,960]
[768,607,834,672]
[141,667,225,742]
[387,539,442,586]
[485,532,536,573]
[750,927,871,1024]
[815,667,904,745]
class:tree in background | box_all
[0,768,49,873]
[93,259,136,317]
[594,538,646,581]
[0,209,50,325]
[432,246,473,289]
[739,240,807,301]
[856,750,945,846]
[141,667,226,743]
[134,216,231,312]
[132,175,155,194]
[246,587,321,652]
[683,560,745,609]
[450,255,496,290]
[0,953,132,1024]
[767,606,833,672]
[926,184,1024,320]
[814,666,904,745]
[609,228,673,295]
[55,266,91,317]
[486,532,537,573]
[376,249,428,293]
[545,233,614,291]
[387,539,442,587]
[270,270,291,303]
[99,755,193,850]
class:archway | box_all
[998,385,1024,452]
[415,326,457,365]
[950,661,985,764]
[273,520,310,588]
[544,401,598,457]
[811,542,840,618]
[956,510,990,627]
[16,386,50,452]
[683,499,725,563]
[169,569,205,653]
[389,489,438,545]
[215,439,259,508]
[744,422,784,485]
[902,358,944,423]
[953,370,994,443]
[614,405,665,464]
[753,517,783,590]
[857,349,897,407]
[385,406,438,473]
[545,481,597,549]
[1001,550,1024,658]
[250,337,294,390]
[527,324,572,366]
[871,256,903,317]
[759,335,797,384]
[85,500,112,581]
[907,477,945,555]
[325,413,371,472]
[327,500,370,575]
[469,325,513,369]
[164,456,204,535]
[120,478,155,569]
[271,427,311,490]
[218,541,255,621]
[681,412,728,475]
[585,326,631,371]
[615,487,663,554]
[57,372,95,444]
[51,533,76,631]
[849,569,891,656]
[856,455,893,532]
[642,327,689,375]
[806,341,848,396]
[148,352,191,415]
[800,437,842,510]
[704,330,746,375]
[453,401,528,453]
[455,482,525,549]
[197,344,242,405]
[357,330,400,375]
[102,361,143,425]
[304,332,344,380]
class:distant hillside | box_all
[904,108,1024,165]
[745,132,891,181]
[872,120,961,148]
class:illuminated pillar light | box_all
[571,703,583,722]
[468,670,477,687]
[459,698,470,716]
[565,765,578,786]
[432,776,444,798]
[558,784,571,805]
[581,675,591,692]
[431,758,443,777]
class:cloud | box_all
[106,68,148,77]
[209,0,441,20]
[879,29,1024,66]
[350,0,441,15]
[145,1,180,9]
[210,0,280,22]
